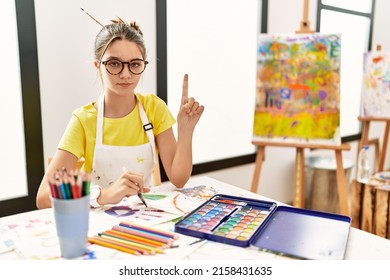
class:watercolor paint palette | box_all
[174,194,277,247]
[175,194,351,259]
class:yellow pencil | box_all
[91,235,151,255]
[88,237,141,255]
[106,229,168,248]
[99,233,162,254]
[113,225,173,245]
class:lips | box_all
[117,83,132,88]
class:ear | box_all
[94,60,100,69]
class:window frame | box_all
[156,0,268,180]
[0,0,45,217]
[316,0,376,142]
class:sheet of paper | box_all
[0,209,61,260]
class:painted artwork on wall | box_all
[253,33,342,145]
[362,51,390,117]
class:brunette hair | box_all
[94,18,146,62]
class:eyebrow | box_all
[104,56,144,61]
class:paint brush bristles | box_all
[80,7,104,27]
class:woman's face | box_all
[98,39,144,97]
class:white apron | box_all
[91,94,157,188]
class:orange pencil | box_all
[88,236,141,255]
[99,233,162,254]
[105,229,168,248]
[112,225,173,245]
[94,234,154,255]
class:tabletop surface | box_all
[1,176,390,260]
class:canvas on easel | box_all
[362,50,390,117]
[254,33,342,145]
[357,48,390,177]
[251,33,351,215]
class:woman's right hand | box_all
[98,171,150,205]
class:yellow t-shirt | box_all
[58,93,176,172]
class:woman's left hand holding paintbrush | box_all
[96,169,150,206]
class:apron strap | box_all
[137,98,157,164]
[95,93,105,145]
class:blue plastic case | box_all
[174,194,351,260]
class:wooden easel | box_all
[251,0,351,216]
[358,116,390,172]
[296,0,315,34]
[250,141,351,215]
[350,44,390,237]
[357,45,390,171]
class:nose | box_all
[119,63,133,78]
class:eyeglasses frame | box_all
[100,58,149,75]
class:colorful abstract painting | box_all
[362,51,390,117]
[254,33,341,144]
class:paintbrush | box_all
[122,167,148,208]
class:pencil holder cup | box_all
[51,195,90,259]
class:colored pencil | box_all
[67,170,78,199]
[119,221,179,240]
[88,236,141,255]
[92,235,152,255]
[112,225,173,245]
[105,229,168,248]
[55,180,63,199]
[82,172,91,196]
[98,233,162,254]
[49,168,91,200]
[49,182,58,198]
[58,179,67,199]
[62,175,72,199]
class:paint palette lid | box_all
[250,206,351,260]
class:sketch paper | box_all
[0,209,61,259]
[362,51,390,117]
[102,204,181,227]
[254,33,341,144]
[102,184,219,227]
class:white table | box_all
[1,176,390,260]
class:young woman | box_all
[36,19,204,209]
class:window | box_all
[156,0,265,177]
[317,0,375,140]
[0,0,44,217]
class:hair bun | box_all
[130,21,143,37]
[109,17,143,37]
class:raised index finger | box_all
[181,74,188,105]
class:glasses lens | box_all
[103,59,148,75]
[129,59,147,74]
[105,59,123,75]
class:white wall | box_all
[35,0,157,164]
[35,0,390,204]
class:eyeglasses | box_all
[101,59,148,75]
